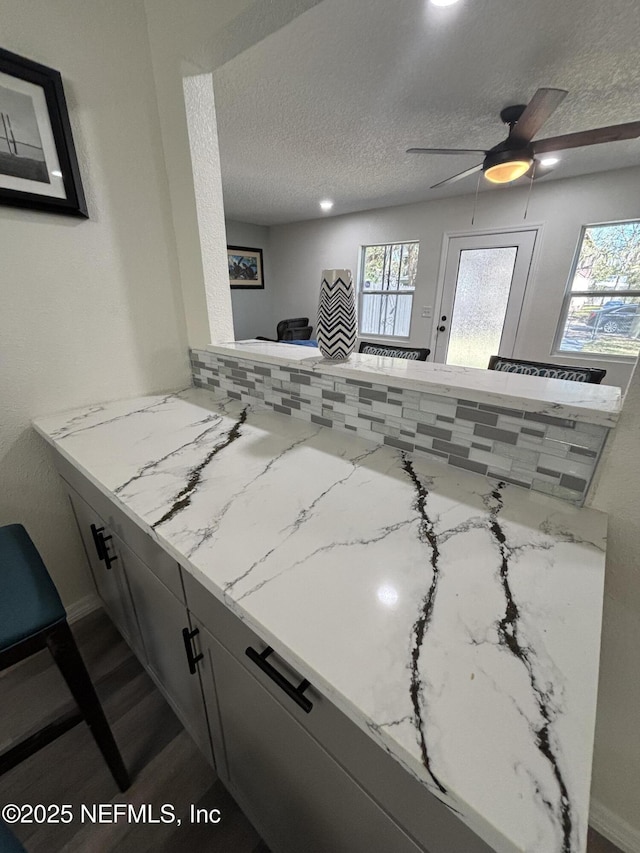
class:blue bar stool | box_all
[0,817,27,852]
[0,524,129,791]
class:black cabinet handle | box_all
[438,325,446,332]
[101,534,118,570]
[90,523,106,561]
[246,646,313,713]
[90,524,118,570]
[182,627,204,675]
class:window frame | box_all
[553,219,640,362]
[357,240,419,341]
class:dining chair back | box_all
[358,341,430,361]
[487,355,606,384]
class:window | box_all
[556,221,640,359]
[358,242,419,338]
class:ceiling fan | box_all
[407,88,640,189]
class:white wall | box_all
[267,166,640,388]
[143,0,324,347]
[587,358,640,847]
[142,0,255,349]
[227,220,273,339]
[183,72,235,344]
[0,0,190,607]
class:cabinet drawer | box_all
[56,452,184,602]
[183,571,492,853]
[203,627,423,853]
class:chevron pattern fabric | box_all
[316,269,357,360]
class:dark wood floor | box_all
[0,609,267,852]
[0,609,623,853]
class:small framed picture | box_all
[228,245,264,289]
[0,47,87,217]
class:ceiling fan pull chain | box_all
[523,161,536,221]
[471,169,482,226]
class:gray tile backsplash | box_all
[190,349,608,505]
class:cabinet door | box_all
[68,489,144,658]
[190,615,227,779]
[198,624,423,853]
[123,551,213,766]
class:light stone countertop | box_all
[208,340,622,428]
[34,387,607,853]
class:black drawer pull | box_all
[246,646,313,713]
[182,627,204,675]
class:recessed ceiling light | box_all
[51,170,63,177]
[430,0,461,6]
[540,157,560,167]
[319,199,334,211]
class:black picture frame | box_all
[0,47,87,217]
[228,245,264,289]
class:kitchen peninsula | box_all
[194,341,622,506]
[209,340,621,427]
[33,348,616,853]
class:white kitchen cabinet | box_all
[118,544,213,766]
[66,482,213,767]
[193,617,424,853]
[68,488,144,660]
[58,456,184,601]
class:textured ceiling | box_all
[213,0,640,226]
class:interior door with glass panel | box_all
[433,230,537,368]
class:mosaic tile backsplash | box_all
[190,349,608,505]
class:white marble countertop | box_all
[34,388,607,853]
[208,340,622,428]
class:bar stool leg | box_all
[45,621,130,792]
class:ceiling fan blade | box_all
[533,121,640,153]
[509,88,568,144]
[430,164,483,189]
[407,147,487,155]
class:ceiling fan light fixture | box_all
[484,159,532,183]
[483,149,533,184]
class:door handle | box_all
[182,627,204,675]
[246,645,313,713]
